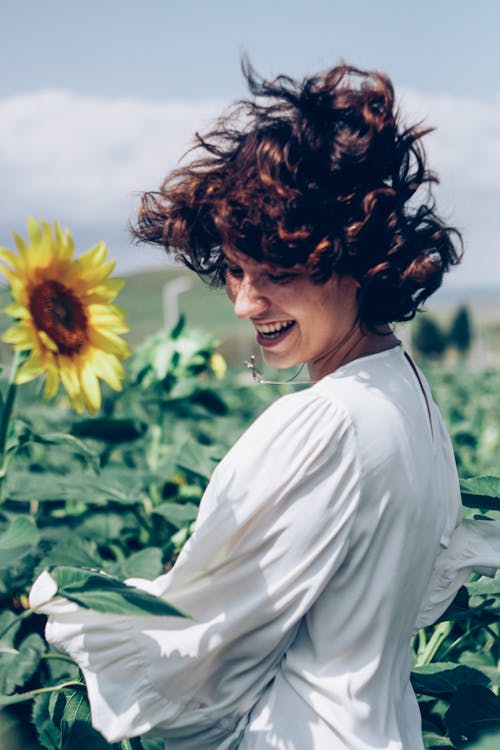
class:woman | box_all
[30,62,500,749]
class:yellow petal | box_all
[12,232,30,266]
[88,314,129,335]
[27,217,43,248]
[87,348,124,391]
[79,360,102,414]
[2,322,36,347]
[87,327,132,359]
[3,302,31,319]
[43,362,60,401]
[70,260,116,289]
[9,276,29,306]
[0,247,23,272]
[69,390,86,414]
[38,330,59,353]
[80,278,125,304]
[58,357,82,400]
[70,243,109,278]
[15,350,46,384]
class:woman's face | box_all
[224,249,360,381]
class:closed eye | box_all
[267,272,297,284]
[225,265,244,278]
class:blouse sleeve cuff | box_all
[29,571,199,743]
[415,519,500,630]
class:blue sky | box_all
[1,0,500,288]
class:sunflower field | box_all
[0,221,500,750]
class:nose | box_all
[230,276,269,319]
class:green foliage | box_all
[412,315,448,360]
[449,306,474,358]
[49,566,188,617]
[0,320,498,749]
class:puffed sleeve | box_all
[415,518,500,630]
[29,390,361,745]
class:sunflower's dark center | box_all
[29,280,88,355]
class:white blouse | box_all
[30,345,500,750]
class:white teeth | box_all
[255,320,294,334]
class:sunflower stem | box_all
[0,351,20,500]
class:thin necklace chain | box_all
[244,356,309,385]
[244,319,362,386]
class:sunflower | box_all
[0,218,132,415]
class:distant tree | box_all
[411,315,447,361]
[449,304,473,359]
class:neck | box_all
[308,323,399,382]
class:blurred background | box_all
[1,0,499,366]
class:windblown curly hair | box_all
[132,60,462,328]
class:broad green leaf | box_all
[422,731,456,748]
[107,547,164,580]
[411,663,489,697]
[0,611,20,648]
[467,572,500,597]
[32,692,61,750]
[49,565,188,618]
[31,432,100,472]
[0,681,85,707]
[175,440,219,481]
[39,535,103,570]
[190,389,228,416]
[70,417,147,443]
[465,730,500,749]
[0,633,46,695]
[76,512,129,545]
[153,501,199,529]
[0,516,40,569]
[140,740,164,750]
[60,690,111,750]
[445,684,500,747]
[461,476,500,510]
[4,470,144,505]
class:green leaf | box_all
[31,432,100,472]
[0,681,85,707]
[0,633,46,695]
[39,535,103,570]
[32,691,61,750]
[465,730,500,749]
[49,565,189,618]
[190,389,228,416]
[411,663,490,697]
[467,572,500,597]
[170,314,185,340]
[140,740,164,750]
[106,547,164,580]
[422,731,456,748]
[153,501,198,529]
[4,470,144,505]
[175,440,219,482]
[461,476,500,510]
[70,417,147,443]
[445,684,500,747]
[60,690,111,750]
[0,516,40,569]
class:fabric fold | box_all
[415,519,500,630]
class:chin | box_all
[261,350,302,370]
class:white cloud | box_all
[0,87,499,286]
[0,90,226,227]
[398,88,500,191]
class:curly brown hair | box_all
[132,60,462,328]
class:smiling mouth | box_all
[254,320,295,340]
